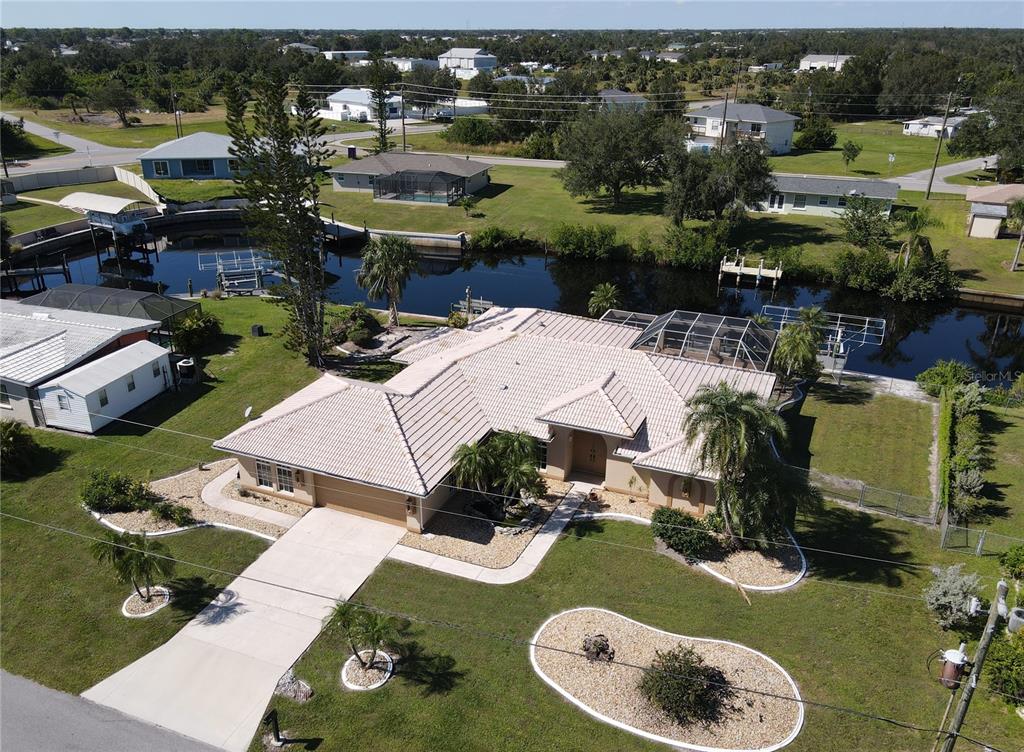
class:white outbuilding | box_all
[37,340,172,434]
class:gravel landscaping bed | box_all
[578,488,654,519]
[99,460,286,539]
[533,608,801,751]
[122,587,170,617]
[341,651,394,690]
[399,480,573,569]
[222,478,309,517]
[702,543,805,589]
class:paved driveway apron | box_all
[83,509,404,751]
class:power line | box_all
[0,509,1007,752]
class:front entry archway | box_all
[571,431,607,479]
[671,475,706,515]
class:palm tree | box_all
[490,431,538,468]
[1009,198,1024,273]
[773,324,819,380]
[750,313,774,329]
[451,441,493,497]
[324,601,366,667]
[498,460,545,508]
[587,282,621,318]
[356,611,400,669]
[898,207,939,268]
[356,235,419,328]
[91,530,174,602]
[682,382,788,541]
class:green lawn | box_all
[2,201,80,236]
[770,121,960,178]
[943,169,1000,187]
[785,379,934,498]
[148,178,240,203]
[250,510,1017,752]
[355,130,524,157]
[7,131,74,160]
[19,180,151,205]
[11,107,371,149]
[0,298,318,693]
[978,405,1024,540]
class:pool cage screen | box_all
[601,309,777,371]
[373,170,466,204]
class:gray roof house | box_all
[598,88,649,110]
[686,102,800,154]
[138,132,240,180]
[329,153,492,205]
[759,174,899,217]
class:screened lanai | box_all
[601,309,777,371]
[21,284,199,331]
[373,170,466,204]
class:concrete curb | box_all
[121,587,171,619]
[340,652,394,691]
[87,507,278,543]
[528,607,805,752]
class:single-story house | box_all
[138,132,240,180]
[686,102,800,155]
[38,340,171,434]
[748,62,784,73]
[329,153,491,204]
[656,52,686,63]
[213,307,778,532]
[598,88,649,111]
[438,47,498,80]
[494,75,554,92]
[759,174,898,217]
[902,115,968,139]
[385,57,438,72]
[0,300,159,428]
[322,50,369,62]
[965,184,1024,238]
[280,42,319,55]
[799,54,853,71]
[321,87,402,122]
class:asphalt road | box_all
[0,670,219,752]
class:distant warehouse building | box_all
[438,47,498,80]
[385,57,438,72]
[758,174,898,217]
[799,54,854,71]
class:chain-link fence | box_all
[939,515,1024,557]
[787,465,937,524]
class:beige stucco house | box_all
[214,308,778,532]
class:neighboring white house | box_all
[37,341,172,434]
[759,174,898,217]
[385,57,439,72]
[748,62,784,73]
[322,50,369,62]
[495,74,555,93]
[438,47,498,80]
[280,42,319,55]
[657,52,686,63]
[902,115,968,139]
[0,301,159,428]
[685,102,800,155]
[320,88,402,122]
[598,89,649,110]
[799,54,854,71]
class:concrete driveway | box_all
[82,509,404,752]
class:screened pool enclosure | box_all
[373,170,467,204]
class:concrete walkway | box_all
[201,464,301,529]
[82,509,404,752]
[1,670,219,752]
[388,482,587,584]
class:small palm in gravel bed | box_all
[638,645,736,727]
[91,530,175,603]
[324,602,400,669]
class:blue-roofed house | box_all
[138,132,241,180]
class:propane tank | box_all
[939,643,968,690]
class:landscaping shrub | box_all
[985,632,1024,706]
[446,311,469,329]
[172,309,223,354]
[938,387,954,509]
[953,382,986,418]
[651,507,717,562]
[830,246,894,293]
[924,564,980,630]
[793,115,838,150]
[638,645,735,726]
[999,544,1024,580]
[442,118,500,146]
[917,360,974,398]
[81,470,155,514]
[514,130,557,160]
[346,327,373,347]
[703,509,725,534]
[0,419,40,480]
[549,223,617,260]
[953,467,985,498]
[883,250,958,302]
[152,501,197,527]
[470,226,526,253]
[328,303,382,346]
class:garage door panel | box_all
[316,479,408,524]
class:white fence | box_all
[4,166,117,192]
[113,166,161,204]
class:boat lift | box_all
[759,304,887,383]
[197,249,274,294]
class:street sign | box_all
[888,153,895,164]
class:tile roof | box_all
[0,301,159,386]
[214,308,776,494]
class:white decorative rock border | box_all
[121,586,171,619]
[574,512,807,592]
[341,651,395,691]
[86,506,278,542]
[529,608,805,752]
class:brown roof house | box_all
[214,307,778,533]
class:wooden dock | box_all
[718,255,783,289]
[0,255,72,295]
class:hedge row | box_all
[938,386,954,510]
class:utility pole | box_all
[400,84,407,152]
[718,92,730,150]
[926,85,958,199]
[938,579,1009,752]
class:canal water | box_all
[50,227,1024,384]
